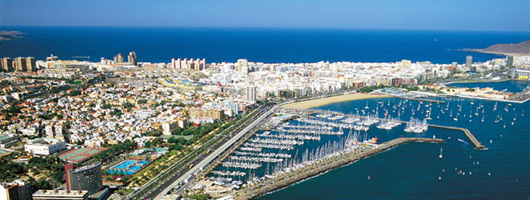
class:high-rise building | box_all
[14,57,26,72]
[1,179,32,200]
[128,52,137,66]
[114,53,124,64]
[506,56,514,68]
[65,162,103,195]
[25,57,36,72]
[401,59,411,69]
[1,57,12,72]
[465,55,473,69]
[246,86,256,102]
[170,58,207,71]
[237,59,249,75]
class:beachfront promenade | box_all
[234,137,444,200]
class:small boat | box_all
[439,147,443,159]
[438,176,442,181]
[488,172,491,176]
[367,175,371,180]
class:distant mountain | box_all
[481,41,530,55]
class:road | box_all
[130,106,273,200]
[153,107,274,199]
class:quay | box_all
[234,137,444,200]
[287,108,487,150]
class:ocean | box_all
[1,27,530,64]
[258,81,530,200]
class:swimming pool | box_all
[113,160,137,170]
[108,159,148,175]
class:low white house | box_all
[24,138,66,156]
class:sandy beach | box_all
[282,93,392,109]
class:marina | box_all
[192,86,529,199]
[236,137,445,200]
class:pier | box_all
[234,137,444,200]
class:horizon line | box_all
[2,25,530,33]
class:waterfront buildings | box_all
[114,53,124,64]
[7,57,36,72]
[128,52,138,66]
[1,57,13,72]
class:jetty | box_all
[234,137,444,200]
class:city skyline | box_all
[1,0,530,32]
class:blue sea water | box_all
[258,82,530,200]
[1,27,530,63]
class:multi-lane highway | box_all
[130,105,273,200]
[154,107,274,199]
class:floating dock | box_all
[284,108,487,150]
[234,137,444,200]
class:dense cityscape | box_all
[0,50,529,200]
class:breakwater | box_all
[428,124,487,150]
[234,137,444,200]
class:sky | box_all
[0,0,529,31]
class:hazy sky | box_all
[1,0,529,31]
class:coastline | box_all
[459,49,530,57]
[281,93,392,109]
